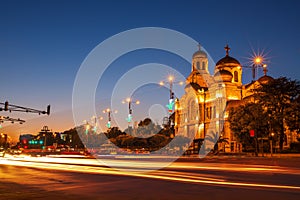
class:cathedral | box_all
[174,45,276,153]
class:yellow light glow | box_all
[271,132,275,136]
[159,81,164,86]
[179,81,184,85]
[254,57,262,64]
[168,76,173,82]
[228,96,239,100]
[136,100,140,104]
[224,112,229,119]
[247,48,271,68]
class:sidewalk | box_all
[182,152,300,159]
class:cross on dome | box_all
[197,43,201,51]
[224,44,230,56]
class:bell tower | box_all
[192,44,208,74]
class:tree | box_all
[254,77,300,151]
[286,96,300,139]
[228,102,270,155]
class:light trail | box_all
[1,156,300,191]
[4,155,298,174]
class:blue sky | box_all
[1,0,300,138]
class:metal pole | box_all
[252,65,256,81]
[270,139,273,157]
[261,138,264,157]
[170,80,173,100]
[129,101,132,114]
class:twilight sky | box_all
[1,0,300,140]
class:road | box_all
[1,155,300,200]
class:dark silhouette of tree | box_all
[286,96,300,138]
[105,127,125,139]
[228,102,269,155]
[62,127,84,149]
[254,77,300,151]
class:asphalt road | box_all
[1,156,300,200]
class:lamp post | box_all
[102,108,118,129]
[270,132,275,157]
[239,56,268,81]
[83,120,90,134]
[159,75,184,125]
[122,98,140,127]
[91,116,98,133]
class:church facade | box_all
[174,45,294,153]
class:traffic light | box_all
[93,126,97,133]
[4,101,8,111]
[171,92,174,99]
[47,105,50,115]
[166,99,175,114]
[126,114,132,123]
[106,121,111,128]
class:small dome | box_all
[214,70,233,82]
[193,50,207,58]
[257,75,274,84]
[193,44,207,58]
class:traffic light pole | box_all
[0,101,50,115]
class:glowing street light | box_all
[159,75,184,115]
[102,108,117,129]
[254,56,262,65]
[83,120,90,134]
[122,98,140,124]
[238,55,268,81]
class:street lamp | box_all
[159,75,184,116]
[239,56,268,81]
[90,116,98,133]
[83,120,90,134]
[102,108,118,129]
[122,98,140,125]
[270,132,275,157]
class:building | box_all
[174,44,295,153]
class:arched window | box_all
[234,71,238,82]
[196,62,200,70]
[202,61,206,70]
[189,100,196,120]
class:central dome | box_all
[216,55,240,66]
[215,45,241,71]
